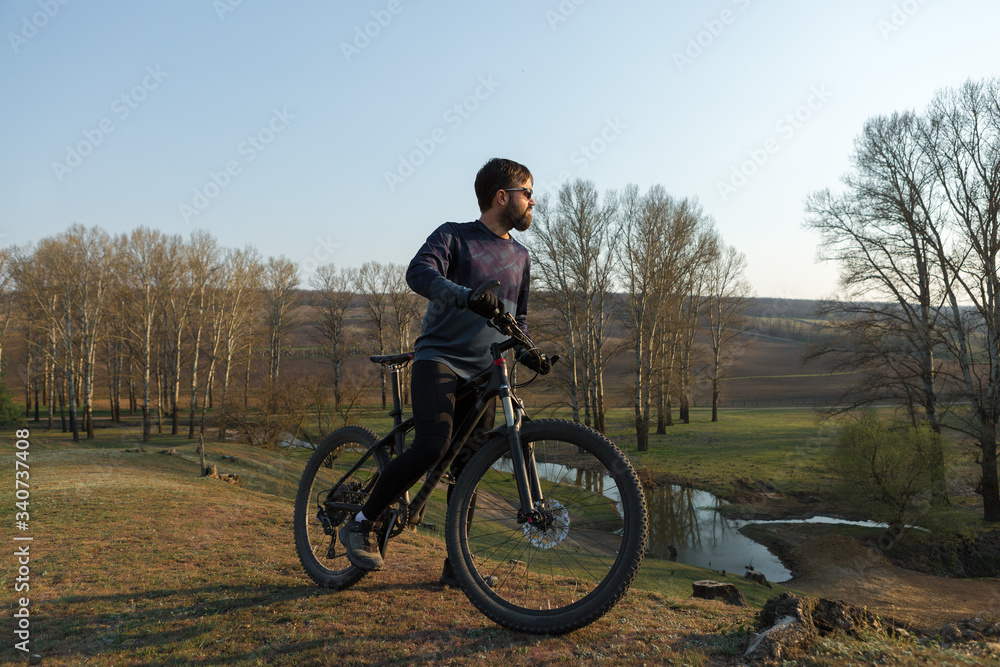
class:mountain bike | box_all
[293,282,648,634]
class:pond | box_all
[500,458,894,584]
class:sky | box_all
[3,0,999,300]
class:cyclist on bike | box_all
[340,157,551,578]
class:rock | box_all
[124,447,145,453]
[941,623,962,642]
[691,580,748,607]
[986,622,1000,637]
[744,593,891,664]
[758,592,811,629]
[745,569,772,588]
[812,598,881,638]
[159,448,178,455]
[743,614,815,663]
[220,455,239,462]
[962,628,983,641]
[219,473,243,487]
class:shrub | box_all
[0,375,23,428]
[828,411,943,540]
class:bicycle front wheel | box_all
[446,419,648,634]
[293,426,389,590]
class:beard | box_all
[501,200,532,232]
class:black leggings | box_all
[361,360,496,519]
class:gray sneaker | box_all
[339,519,384,571]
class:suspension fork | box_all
[498,362,544,515]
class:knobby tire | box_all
[445,419,648,634]
[293,425,389,590]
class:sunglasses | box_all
[502,187,533,199]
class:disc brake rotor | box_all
[522,499,570,549]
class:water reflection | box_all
[643,485,792,582]
[493,457,794,583]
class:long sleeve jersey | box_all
[406,220,531,379]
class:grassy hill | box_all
[3,426,995,665]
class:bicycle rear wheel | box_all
[445,419,647,634]
[294,426,389,590]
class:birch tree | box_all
[703,244,753,422]
[216,247,262,440]
[261,256,300,381]
[356,261,392,408]
[119,227,175,442]
[311,263,356,409]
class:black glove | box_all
[517,348,552,375]
[467,289,504,319]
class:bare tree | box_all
[560,180,617,432]
[216,247,262,440]
[616,184,669,451]
[119,227,176,442]
[185,231,222,439]
[356,261,392,408]
[702,244,753,422]
[677,228,719,423]
[9,225,113,440]
[0,249,16,371]
[920,79,1000,520]
[261,256,300,382]
[528,181,618,430]
[527,195,583,421]
[158,234,191,435]
[385,263,421,403]
[311,263,357,408]
[806,111,945,432]
[808,78,1000,519]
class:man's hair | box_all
[474,158,532,213]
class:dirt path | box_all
[761,528,1000,633]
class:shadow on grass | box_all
[34,580,580,664]
[35,583,328,655]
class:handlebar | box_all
[473,281,559,375]
[469,279,501,305]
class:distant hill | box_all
[286,293,848,410]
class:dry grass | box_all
[2,430,996,666]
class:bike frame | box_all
[322,332,545,531]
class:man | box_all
[340,157,547,578]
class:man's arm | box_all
[515,253,530,337]
[406,223,471,308]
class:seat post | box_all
[389,364,405,453]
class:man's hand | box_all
[517,348,553,375]
[467,289,504,319]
